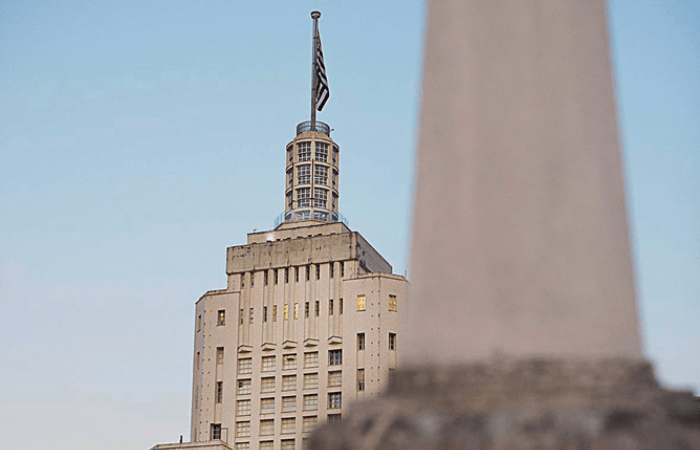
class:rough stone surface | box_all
[308,359,700,450]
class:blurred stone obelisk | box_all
[310,0,700,448]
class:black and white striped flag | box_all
[315,36,330,111]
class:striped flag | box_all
[315,35,330,111]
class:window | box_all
[262,356,276,372]
[332,146,339,164]
[283,354,297,370]
[293,303,299,319]
[251,272,254,287]
[236,443,250,450]
[304,352,318,368]
[282,375,296,391]
[357,295,366,311]
[389,295,397,311]
[259,419,274,436]
[357,369,365,391]
[313,188,327,208]
[389,333,397,351]
[237,399,251,416]
[328,392,342,409]
[275,270,279,284]
[249,307,254,324]
[332,193,337,209]
[287,145,293,163]
[295,266,299,282]
[329,349,342,366]
[285,267,289,283]
[261,398,275,415]
[261,377,275,393]
[306,265,310,281]
[329,299,334,315]
[240,308,244,325]
[259,441,273,450]
[316,264,321,280]
[216,347,224,365]
[241,273,245,288]
[273,305,278,322]
[296,210,310,220]
[281,439,295,450]
[327,414,341,424]
[287,169,293,187]
[263,306,267,323]
[297,187,311,207]
[315,300,319,316]
[328,371,342,387]
[197,315,201,331]
[303,373,318,390]
[282,396,296,413]
[238,379,251,395]
[314,165,328,185]
[216,381,223,403]
[211,423,222,440]
[339,298,343,315]
[303,416,318,433]
[303,394,318,411]
[282,417,296,434]
[340,262,345,277]
[315,142,328,162]
[238,358,252,374]
[305,301,309,318]
[330,263,334,278]
[299,141,311,161]
[284,304,289,320]
[357,333,365,351]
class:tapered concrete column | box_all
[404,0,642,364]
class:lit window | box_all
[284,304,289,320]
[282,396,296,412]
[328,392,342,409]
[238,379,251,395]
[261,377,275,393]
[216,381,223,403]
[211,423,222,440]
[259,419,274,436]
[261,398,275,415]
[262,356,276,372]
[389,333,397,351]
[357,295,366,311]
[389,295,397,311]
[297,187,311,207]
[303,416,318,433]
[282,417,296,434]
[304,352,318,368]
[327,414,341,424]
[357,369,365,391]
[281,439,295,450]
[259,441,273,450]
[314,165,328,185]
[299,141,311,161]
[329,349,342,366]
[238,358,252,374]
[315,142,328,162]
[282,375,296,391]
[328,371,342,388]
[216,347,224,365]
[294,303,299,319]
[303,373,318,390]
[283,354,297,371]
[237,399,251,416]
[313,188,327,208]
[357,333,365,351]
[303,394,318,411]
[236,443,250,450]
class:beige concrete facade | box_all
[190,221,406,449]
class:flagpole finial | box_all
[311,11,321,20]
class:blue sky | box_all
[0,1,698,449]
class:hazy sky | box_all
[1,1,698,449]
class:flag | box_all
[315,34,330,111]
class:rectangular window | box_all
[251,272,255,287]
[261,377,275,393]
[284,304,289,320]
[282,375,297,391]
[303,373,318,390]
[281,439,295,450]
[238,358,252,374]
[273,305,278,322]
[240,308,244,325]
[262,356,276,372]
[389,295,397,311]
[314,165,328,185]
[283,354,297,371]
[261,398,275,415]
[216,347,224,365]
[259,419,274,436]
[313,188,327,208]
[297,187,311,207]
[259,441,273,450]
[340,262,345,277]
[329,299,334,315]
[303,416,318,433]
[263,306,267,323]
[211,423,222,440]
[264,270,269,285]
[315,300,320,316]
[328,392,342,409]
[357,369,365,391]
[357,295,366,311]
[275,270,279,284]
[328,371,342,388]
[330,263,334,278]
[339,298,343,315]
[295,266,299,282]
[217,310,225,326]
[282,396,296,413]
[305,301,309,318]
[389,332,397,350]
[306,265,310,281]
[332,146,339,164]
[238,379,251,395]
[357,333,365,351]
[237,399,251,416]
[285,267,289,283]
[216,381,223,403]
[197,314,201,331]
[315,142,328,162]
[294,303,299,319]
[329,349,342,366]
[316,264,321,280]
[304,352,318,368]
[303,394,318,411]
[288,145,293,163]
[327,414,341,424]
[299,141,311,161]
[236,443,250,450]
[282,417,296,434]
[249,307,254,324]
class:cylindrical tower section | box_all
[284,121,339,223]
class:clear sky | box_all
[0,1,697,449]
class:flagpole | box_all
[310,11,321,131]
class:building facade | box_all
[176,122,407,450]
